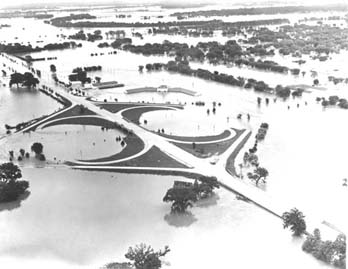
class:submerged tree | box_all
[22,72,39,88]
[253,167,269,185]
[0,162,29,203]
[282,208,307,236]
[50,64,57,72]
[31,142,43,155]
[193,176,220,199]
[163,187,198,214]
[303,229,346,268]
[125,243,170,269]
[9,72,24,87]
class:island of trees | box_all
[170,4,348,18]
[0,163,29,203]
[281,208,346,269]
[9,72,39,88]
[48,18,289,29]
[163,176,219,214]
[0,41,81,55]
[102,244,170,269]
[142,59,300,99]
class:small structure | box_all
[157,85,169,93]
[92,81,124,90]
[173,181,193,189]
[70,81,82,90]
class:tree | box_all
[19,149,25,157]
[50,64,57,72]
[302,228,321,253]
[22,72,39,88]
[313,79,319,86]
[125,244,170,269]
[145,63,153,71]
[194,176,220,199]
[282,208,307,236]
[31,142,43,155]
[303,230,346,268]
[95,76,101,83]
[0,162,29,203]
[253,167,269,185]
[9,72,24,87]
[163,187,198,214]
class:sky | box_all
[0,0,345,10]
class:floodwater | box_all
[0,87,62,135]
[0,3,346,269]
[0,125,125,163]
[0,168,331,269]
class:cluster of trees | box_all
[242,130,269,185]
[302,229,346,268]
[72,66,102,73]
[274,85,291,98]
[102,244,170,269]
[171,5,347,17]
[9,72,39,88]
[48,19,224,28]
[110,38,132,48]
[328,76,348,85]
[68,30,103,42]
[48,17,290,30]
[318,96,348,109]
[98,42,109,48]
[163,176,219,214]
[49,13,97,27]
[42,41,81,51]
[152,27,214,37]
[235,58,290,73]
[68,30,87,41]
[0,41,81,55]
[9,148,30,161]
[255,122,269,141]
[106,30,126,39]
[248,23,348,58]
[0,163,29,203]
[117,39,294,77]
[159,60,282,96]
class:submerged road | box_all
[1,53,344,236]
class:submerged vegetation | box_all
[102,244,170,269]
[282,208,307,236]
[0,163,29,203]
[302,229,346,269]
[163,176,219,214]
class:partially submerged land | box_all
[0,3,346,269]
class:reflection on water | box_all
[164,211,197,227]
[0,87,62,135]
[0,191,30,213]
